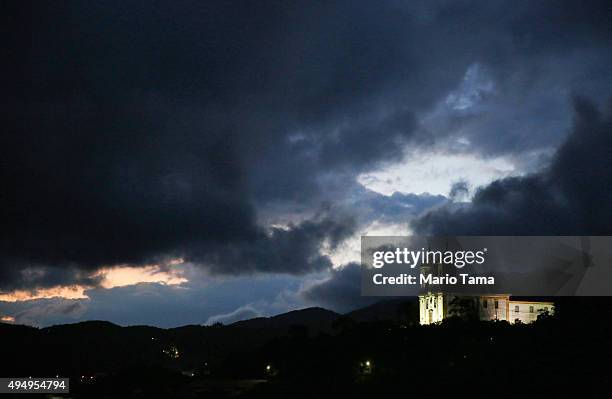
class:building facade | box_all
[419,293,554,325]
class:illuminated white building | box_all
[419,293,554,325]
[418,261,554,325]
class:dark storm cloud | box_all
[448,180,470,202]
[1,94,258,288]
[300,263,378,313]
[3,1,612,291]
[413,98,612,235]
[2,1,442,288]
[416,1,612,158]
[0,266,102,294]
[191,213,357,275]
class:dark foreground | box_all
[1,298,610,398]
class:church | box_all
[419,292,554,325]
[417,261,554,324]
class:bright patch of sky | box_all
[0,259,188,303]
[322,220,410,268]
[358,63,525,197]
[358,151,517,197]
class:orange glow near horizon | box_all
[95,261,188,289]
[0,259,188,302]
[0,285,88,302]
[1,315,16,323]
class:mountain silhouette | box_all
[230,307,339,331]
[0,302,408,377]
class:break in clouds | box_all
[2,1,612,324]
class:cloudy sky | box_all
[2,1,612,327]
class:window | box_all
[494,300,499,309]
[529,306,534,313]
[482,299,487,308]
[515,305,520,313]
